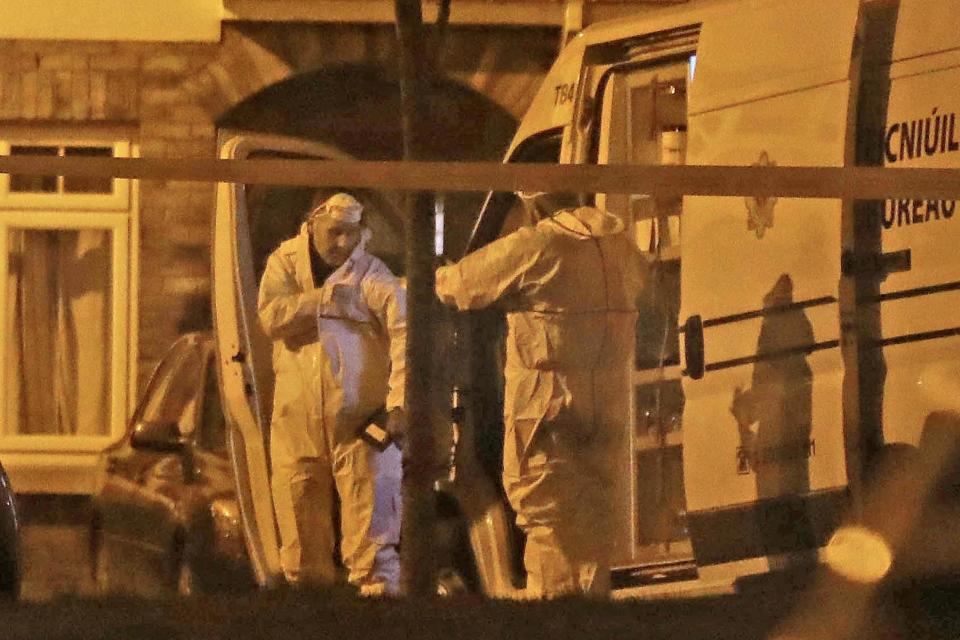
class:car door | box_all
[213,131,403,587]
[182,343,253,591]
[679,0,862,575]
[95,334,205,595]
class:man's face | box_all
[310,214,362,267]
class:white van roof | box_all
[505,0,738,158]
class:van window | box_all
[596,60,688,248]
[468,128,565,248]
[509,128,563,163]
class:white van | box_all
[477,0,960,587]
[214,0,960,594]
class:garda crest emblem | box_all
[745,151,777,238]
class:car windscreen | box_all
[137,342,204,434]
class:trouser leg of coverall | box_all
[503,367,618,599]
[334,438,402,595]
[271,456,337,585]
[506,461,613,598]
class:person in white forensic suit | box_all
[258,192,406,595]
[435,192,644,598]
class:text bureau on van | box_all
[884,108,959,163]
[884,199,956,229]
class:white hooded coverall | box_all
[258,222,405,593]
[436,206,643,598]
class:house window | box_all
[1,140,130,210]
[9,145,113,195]
[0,131,137,465]
[6,227,114,436]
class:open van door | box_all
[679,0,862,577]
[592,33,698,579]
[213,132,403,587]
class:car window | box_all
[197,355,227,455]
[138,344,204,435]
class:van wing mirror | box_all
[131,420,186,452]
[683,314,705,380]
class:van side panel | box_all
[679,0,861,568]
[689,0,861,115]
[682,84,850,513]
[880,32,960,446]
[890,0,960,61]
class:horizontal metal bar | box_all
[693,319,960,376]
[632,364,682,386]
[873,326,960,348]
[224,0,563,26]
[873,280,960,304]
[2,157,960,200]
[703,339,841,374]
[223,0,683,26]
[700,295,838,329]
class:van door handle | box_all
[682,314,704,380]
[841,249,912,277]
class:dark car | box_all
[0,459,19,599]
[90,332,254,597]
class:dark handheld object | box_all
[358,406,392,451]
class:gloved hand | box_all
[386,407,407,450]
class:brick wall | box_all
[137,46,220,394]
[0,40,222,395]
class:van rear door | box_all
[213,132,403,587]
[679,0,861,576]
[594,50,696,574]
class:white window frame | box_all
[0,139,131,211]
[0,130,138,457]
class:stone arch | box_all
[185,23,558,255]
[215,62,517,161]
[192,22,558,139]
[215,61,520,257]
[186,28,295,123]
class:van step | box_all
[611,560,698,589]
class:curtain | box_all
[5,229,111,436]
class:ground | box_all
[12,496,960,639]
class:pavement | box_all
[9,495,960,639]
[1,577,958,640]
[16,494,96,602]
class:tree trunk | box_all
[394,0,438,597]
